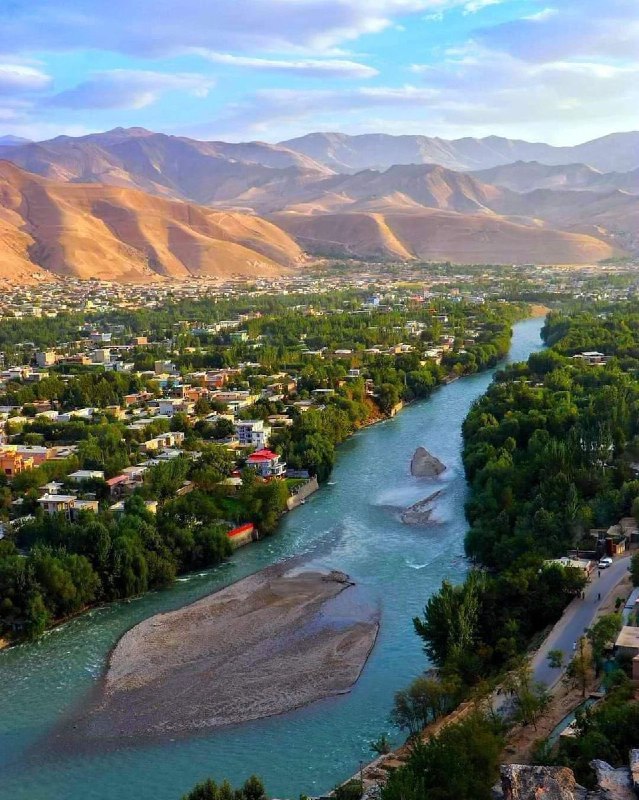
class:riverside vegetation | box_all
[0,293,524,641]
[179,303,639,800]
[369,302,639,800]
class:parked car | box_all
[598,557,613,569]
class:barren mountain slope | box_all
[214,163,507,215]
[0,161,303,282]
[272,208,623,265]
[3,128,332,204]
[471,161,639,194]
[280,131,639,173]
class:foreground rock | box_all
[401,491,443,525]
[498,761,637,800]
[60,563,378,744]
[410,447,446,478]
[499,766,588,800]
[591,761,635,800]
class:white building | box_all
[235,420,271,448]
[68,469,105,483]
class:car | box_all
[598,557,613,569]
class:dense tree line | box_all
[381,713,505,800]
[0,448,289,640]
[0,494,231,638]
[549,671,639,787]
[399,308,635,700]
[0,371,150,409]
[181,776,266,800]
[463,307,639,570]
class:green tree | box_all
[587,613,622,675]
[547,649,564,669]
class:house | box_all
[235,420,271,448]
[158,398,192,417]
[0,449,34,477]
[92,348,111,364]
[109,499,158,516]
[15,445,50,466]
[246,449,286,479]
[573,351,608,366]
[35,351,56,368]
[154,360,178,375]
[105,474,130,498]
[227,523,257,549]
[142,432,185,452]
[37,494,76,518]
[120,465,148,482]
[544,557,595,577]
[68,469,105,483]
[615,626,639,659]
[72,499,99,517]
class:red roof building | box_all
[246,449,286,478]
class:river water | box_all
[0,317,545,800]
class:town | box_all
[0,277,525,638]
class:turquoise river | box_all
[0,317,545,800]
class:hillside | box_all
[3,127,332,205]
[471,161,639,195]
[218,163,505,215]
[272,209,620,265]
[0,161,303,283]
[0,127,636,269]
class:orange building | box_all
[0,450,34,478]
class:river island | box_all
[58,562,379,744]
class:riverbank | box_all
[0,317,547,800]
[56,561,379,747]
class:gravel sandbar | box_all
[66,562,379,742]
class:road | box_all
[530,555,631,689]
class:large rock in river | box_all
[410,447,446,478]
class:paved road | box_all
[530,555,631,689]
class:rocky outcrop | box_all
[497,761,639,800]
[629,750,639,792]
[401,490,443,525]
[591,761,635,800]
[501,764,587,800]
[410,447,446,478]
[499,765,588,800]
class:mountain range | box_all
[0,126,637,282]
[0,161,302,284]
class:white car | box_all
[598,557,613,569]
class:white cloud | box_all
[193,84,439,139]
[197,52,378,78]
[477,0,639,62]
[46,70,215,110]
[194,36,639,145]
[0,64,52,94]
[0,0,510,57]
[463,0,503,14]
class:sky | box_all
[0,0,637,145]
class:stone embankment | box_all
[287,476,320,510]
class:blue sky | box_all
[0,0,636,144]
